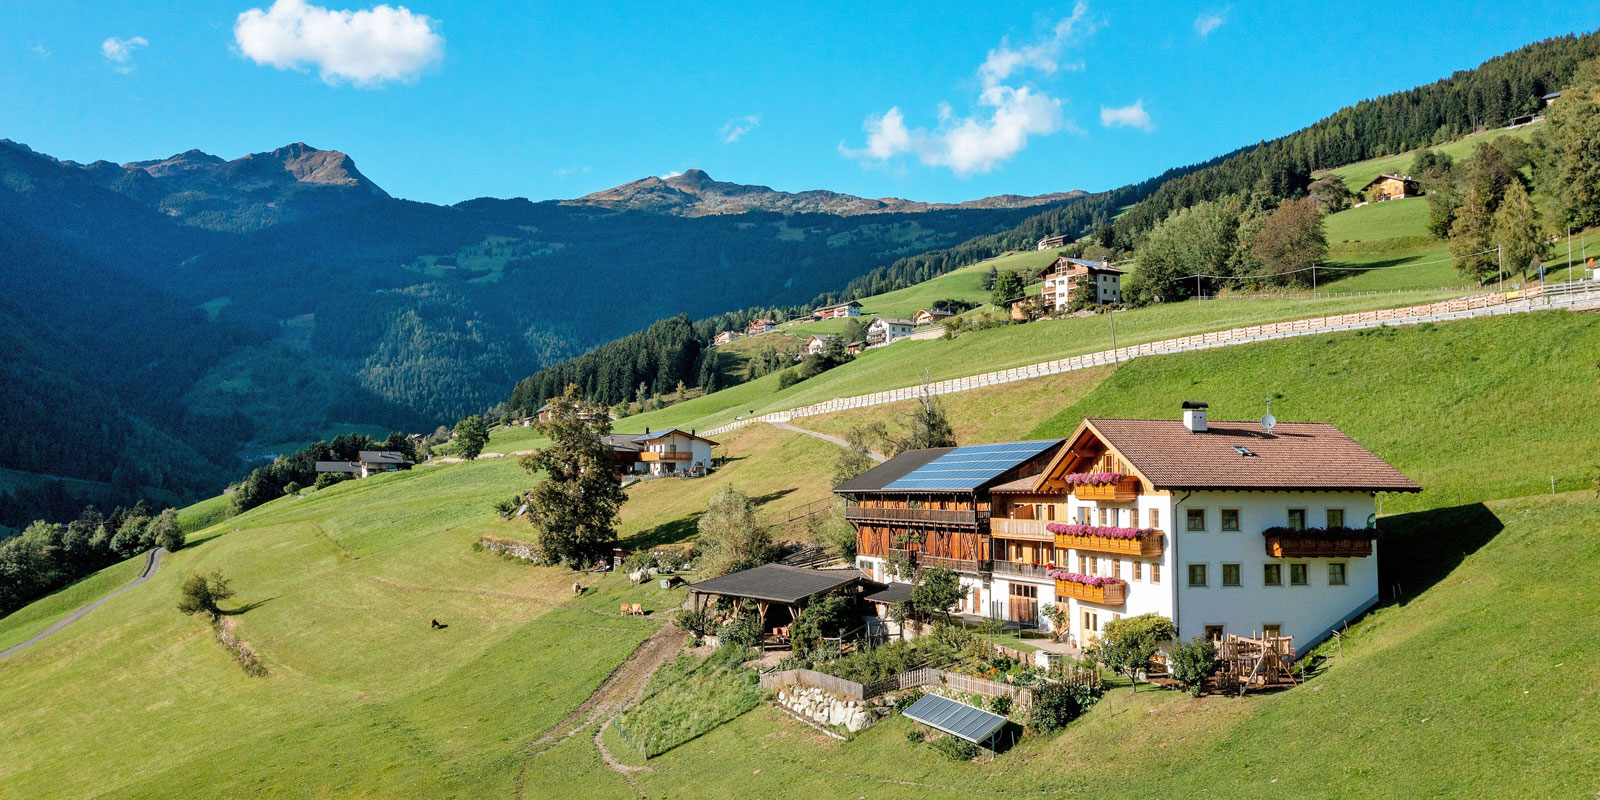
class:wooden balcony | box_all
[844,506,983,527]
[1055,578,1127,606]
[1055,530,1164,558]
[990,517,1053,542]
[990,560,1054,581]
[888,549,990,575]
[1264,534,1373,558]
[639,451,690,462]
[1072,476,1141,503]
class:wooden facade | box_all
[850,493,991,573]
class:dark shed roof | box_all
[833,447,953,493]
[688,563,872,605]
[315,461,361,474]
[358,451,410,465]
[865,582,913,605]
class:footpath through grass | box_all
[614,646,763,757]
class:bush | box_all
[988,694,1013,716]
[893,688,925,714]
[930,734,980,761]
[1169,635,1218,696]
[777,369,803,390]
[905,727,925,743]
[674,608,715,638]
[1029,682,1088,734]
[313,472,350,490]
[790,593,854,657]
[716,613,762,650]
[282,482,303,496]
[177,571,235,618]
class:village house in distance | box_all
[1036,233,1072,250]
[811,300,862,320]
[865,317,915,346]
[315,451,414,479]
[1359,173,1422,202]
[1038,256,1125,311]
[712,330,741,346]
[746,318,777,335]
[835,402,1418,651]
[628,428,717,477]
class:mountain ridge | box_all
[569,168,1085,216]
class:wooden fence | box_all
[705,284,1600,437]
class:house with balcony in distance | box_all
[631,428,718,476]
[1359,173,1422,202]
[811,300,862,320]
[864,317,915,346]
[315,450,414,479]
[1036,234,1072,251]
[712,330,742,346]
[746,319,777,336]
[913,308,955,327]
[1038,257,1125,311]
[600,433,644,475]
[836,440,1067,619]
[806,334,839,356]
[984,402,1418,651]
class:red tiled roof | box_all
[1085,418,1420,493]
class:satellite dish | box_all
[1260,398,1277,434]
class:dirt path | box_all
[770,421,887,463]
[514,623,688,798]
[0,547,165,662]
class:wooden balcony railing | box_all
[1054,579,1127,606]
[1072,476,1142,503]
[639,451,691,462]
[1055,530,1164,558]
[844,506,983,527]
[990,517,1053,541]
[888,549,990,575]
[990,560,1054,581]
[1264,534,1373,558]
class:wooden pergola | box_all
[687,563,877,630]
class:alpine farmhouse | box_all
[837,403,1417,650]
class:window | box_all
[1222,563,1241,587]
[1188,563,1208,587]
[1078,555,1089,574]
[1099,507,1112,526]
[1148,508,1160,529]
[1111,559,1122,579]
[1132,561,1143,581]
[1328,563,1348,586]
[1290,563,1309,586]
[1326,508,1346,529]
[1151,563,1161,584]
[1262,623,1282,638]
[1287,509,1307,530]
[1186,508,1206,532]
[1220,508,1241,532]
[1203,624,1224,642]
[1263,563,1282,587]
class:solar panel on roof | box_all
[881,440,1059,491]
[902,694,1008,744]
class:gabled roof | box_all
[1360,173,1419,189]
[600,434,641,452]
[869,317,915,327]
[1069,418,1420,493]
[813,300,862,311]
[807,334,838,343]
[835,440,1063,494]
[688,563,874,605]
[1040,257,1125,277]
[358,451,410,465]
[916,308,954,317]
[315,461,361,473]
[632,428,719,446]
[865,582,913,605]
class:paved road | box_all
[770,421,887,463]
[0,547,165,662]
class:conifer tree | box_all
[1493,180,1544,279]
[1450,187,1498,284]
[520,384,626,567]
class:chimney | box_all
[1181,401,1209,433]
[645,427,650,434]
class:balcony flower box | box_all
[1047,523,1164,557]
[1262,526,1380,558]
[1066,473,1141,502]
[1047,570,1127,605]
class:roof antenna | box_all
[1260,398,1277,434]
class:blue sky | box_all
[2,1,1594,205]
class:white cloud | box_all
[720,114,761,144]
[659,170,683,179]
[841,9,1092,176]
[555,165,589,176]
[101,36,147,73]
[978,2,1092,88]
[234,0,444,88]
[32,43,51,59]
[1194,10,1226,37]
[1100,99,1153,131]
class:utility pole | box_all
[1312,262,1318,299]
[1497,244,1504,292]
[1568,225,1574,284]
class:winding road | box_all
[0,547,165,662]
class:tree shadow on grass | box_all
[221,597,275,616]
[624,489,798,550]
[1377,502,1503,606]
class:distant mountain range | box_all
[570,168,1084,217]
[0,138,1078,517]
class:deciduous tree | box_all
[1095,613,1176,692]
[1251,198,1327,287]
[694,486,774,578]
[453,414,489,461]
